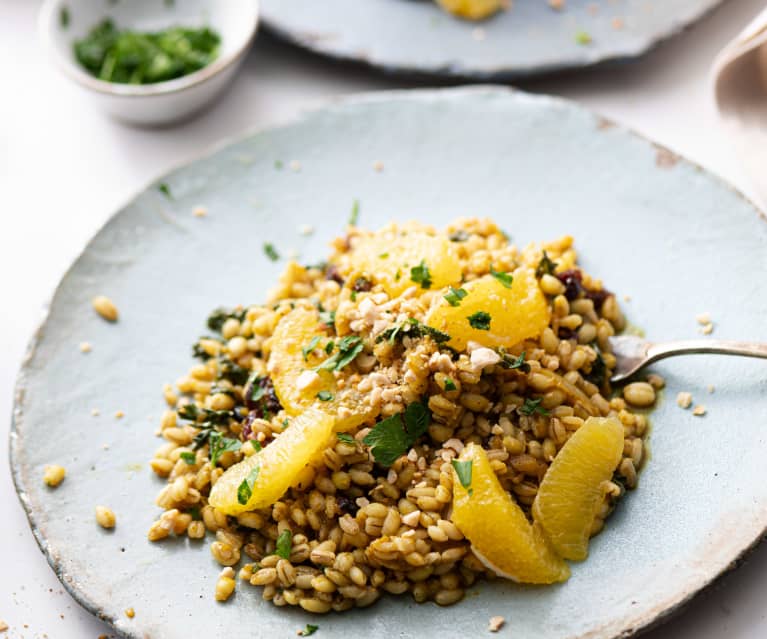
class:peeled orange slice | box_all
[533,417,624,561]
[450,443,570,584]
[268,306,378,431]
[347,230,462,298]
[426,267,550,351]
[209,408,334,515]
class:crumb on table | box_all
[125,607,135,619]
[488,616,505,632]
[692,405,706,417]
[92,295,119,322]
[79,341,92,353]
[676,392,693,409]
[43,465,66,488]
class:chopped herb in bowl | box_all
[74,19,221,84]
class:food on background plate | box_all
[147,218,656,612]
[74,19,221,84]
[435,0,507,20]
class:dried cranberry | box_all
[336,496,359,516]
[243,375,282,416]
[556,269,583,301]
[240,411,257,441]
[558,327,575,340]
[325,264,344,285]
[585,287,611,310]
[352,276,372,292]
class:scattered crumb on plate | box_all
[299,224,315,236]
[289,160,302,172]
[707,385,715,394]
[676,392,693,409]
[0,621,8,633]
[115,410,125,419]
[92,408,100,416]
[699,323,714,335]
[43,464,66,487]
[488,616,505,632]
[548,0,565,10]
[193,206,208,218]
[96,505,117,529]
[472,27,486,41]
[692,405,706,417]
[373,160,384,172]
[79,341,92,353]
[695,312,711,325]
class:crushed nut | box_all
[692,405,706,416]
[0,621,8,632]
[373,160,384,172]
[488,616,505,632]
[695,312,712,325]
[43,465,66,488]
[676,392,693,409]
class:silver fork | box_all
[608,336,767,383]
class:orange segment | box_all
[435,0,504,19]
[347,230,462,297]
[209,408,335,515]
[268,306,378,431]
[451,443,570,584]
[533,417,625,561]
[426,267,550,351]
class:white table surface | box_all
[2,1,766,637]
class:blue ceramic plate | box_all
[259,0,724,79]
[10,87,767,639]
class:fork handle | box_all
[647,340,767,365]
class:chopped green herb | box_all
[60,6,70,28]
[575,30,592,45]
[275,529,292,559]
[250,440,263,452]
[349,199,360,226]
[319,309,336,328]
[394,268,401,281]
[282,418,290,427]
[274,160,284,170]
[299,624,319,636]
[444,286,468,307]
[180,451,196,465]
[74,19,221,84]
[315,335,364,372]
[536,251,558,278]
[302,336,321,361]
[410,260,432,289]
[451,459,473,490]
[324,341,335,355]
[376,318,450,345]
[443,378,457,392]
[336,433,356,445]
[520,397,550,416]
[208,432,242,467]
[584,346,607,388]
[158,183,172,199]
[362,401,430,466]
[263,243,279,261]
[378,252,389,258]
[449,230,469,242]
[206,307,246,332]
[317,390,334,402]
[237,466,260,505]
[189,506,202,520]
[490,266,513,289]
[499,350,531,373]
[350,291,357,302]
[467,311,491,330]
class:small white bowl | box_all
[39,0,259,126]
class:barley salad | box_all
[147,217,659,613]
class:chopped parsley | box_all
[443,378,457,392]
[180,451,196,465]
[467,311,491,330]
[451,459,473,495]
[499,350,531,373]
[302,336,321,361]
[274,160,284,170]
[410,260,432,289]
[315,335,363,372]
[158,183,173,199]
[362,402,430,466]
[489,266,513,289]
[275,529,293,559]
[299,624,319,636]
[444,286,468,307]
[316,390,334,402]
[206,307,246,332]
[237,466,260,505]
[376,318,450,345]
[349,199,360,226]
[520,397,550,416]
[208,431,242,467]
[318,309,336,327]
[536,251,558,278]
[263,243,280,261]
[378,252,389,258]
[60,6,70,28]
[336,433,356,445]
[448,230,469,242]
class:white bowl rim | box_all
[38,0,259,97]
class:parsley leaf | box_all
[206,307,246,333]
[444,286,468,307]
[467,311,491,330]
[451,459,473,490]
[263,243,279,261]
[536,251,558,278]
[158,182,173,199]
[489,266,513,289]
[180,451,196,465]
[319,309,336,327]
[302,336,321,361]
[317,390,334,402]
[208,431,242,467]
[315,335,364,372]
[237,466,260,505]
[275,529,292,559]
[274,159,283,170]
[336,433,356,445]
[443,378,457,391]
[299,624,319,636]
[410,260,432,289]
[499,350,531,373]
[520,398,550,416]
[349,199,360,226]
[362,401,431,466]
[376,318,450,345]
